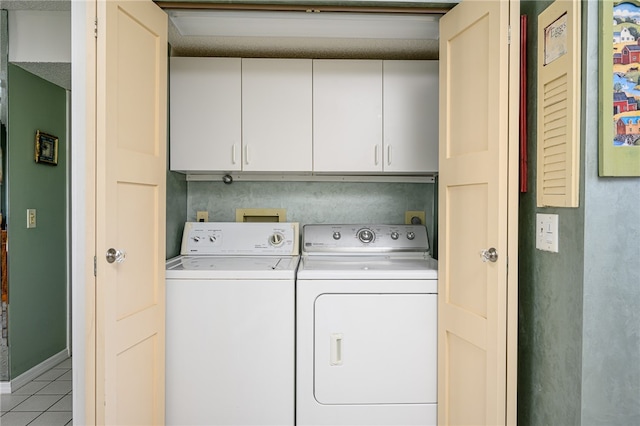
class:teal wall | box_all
[518,2,584,424]
[186,181,436,254]
[166,170,187,258]
[580,1,640,423]
[518,1,640,424]
[7,64,67,378]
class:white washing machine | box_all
[296,224,438,426]
[165,222,299,426]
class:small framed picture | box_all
[35,130,58,165]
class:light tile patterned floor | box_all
[0,358,72,426]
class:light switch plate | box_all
[536,213,558,252]
[27,209,37,228]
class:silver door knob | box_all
[481,248,498,263]
[106,248,126,264]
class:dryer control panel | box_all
[302,224,429,254]
[180,222,299,255]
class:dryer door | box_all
[314,293,437,404]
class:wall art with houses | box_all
[612,1,640,146]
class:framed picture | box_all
[599,0,640,176]
[34,130,58,165]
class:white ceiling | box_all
[1,0,71,89]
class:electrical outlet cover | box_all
[405,211,426,225]
[196,211,208,222]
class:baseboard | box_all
[0,349,68,394]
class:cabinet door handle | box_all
[245,145,250,165]
[374,145,380,166]
[387,145,392,166]
[232,144,237,165]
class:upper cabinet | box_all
[313,59,438,174]
[313,60,383,173]
[170,57,241,172]
[242,58,313,172]
[170,57,438,176]
[383,61,439,173]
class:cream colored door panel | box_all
[313,59,383,172]
[438,1,519,425]
[96,0,167,424]
[170,57,241,172]
[242,58,312,172]
[383,60,438,173]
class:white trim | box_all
[71,0,90,423]
[67,89,73,356]
[0,350,68,394]
[186,173,436,183]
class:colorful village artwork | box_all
[613,1,640,146]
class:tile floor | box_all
[0,358,72,426]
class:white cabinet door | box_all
[383,60,439,173]
[170,57,241,172]
[313,60,383,173]
[242,58,312,172]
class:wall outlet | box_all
[536,213,559,252]
[196,211,208,222]
[27,209,37,228]
[405,211,426,225]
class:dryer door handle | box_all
[330,333,343,366]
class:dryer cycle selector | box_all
[357,228,375,243]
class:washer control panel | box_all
[302,224,429,254]
[181,222,299,255]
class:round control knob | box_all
[333,231,341,240]
[406,231,415,240]
[209,236,217,242]
[192,236,201,242]
[390,231,399,240]
[269,232,285,247]
[357,228,375,243]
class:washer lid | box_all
[166,255,299,280]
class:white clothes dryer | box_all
[296,224,438,426]
[165,222,299,426]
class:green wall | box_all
[7,64,68,378]
[519,1,640,424]
[518,2,584,423]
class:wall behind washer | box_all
[187,181,436,254]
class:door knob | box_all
[106,248,126,264]
[481,247,498,263]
